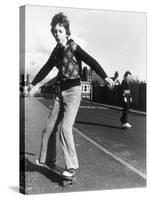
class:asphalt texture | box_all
[20,97,146,194]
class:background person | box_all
[120,71,132,128]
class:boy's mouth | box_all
[56,38,61,43]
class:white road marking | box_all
[80,106,107,110]
[73,127,146,180]
[35,98,146,180]
[36,101,107,110]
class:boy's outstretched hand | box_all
[105,77,114,90]
[27,83,40,96]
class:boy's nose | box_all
[56,31,60,37]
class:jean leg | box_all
[60,86,81,169]
[121,100,130,124]
[39,97,62,163]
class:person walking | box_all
[120,71,132,128]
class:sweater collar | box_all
[56,39,74,49]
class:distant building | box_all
[81,81,92,100]
[111,71,120,86]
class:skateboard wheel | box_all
[62,180,72,186]
[62,178,76,186]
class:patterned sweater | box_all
[31,39,107,89]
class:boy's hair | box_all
[124,71,131,78]
[50,12,71,36]
[114,71,119,78]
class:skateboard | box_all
[48,165,76,186]
[36,160,76,186]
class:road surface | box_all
[20,97,146,194]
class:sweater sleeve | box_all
[75,45,107,79]
[31,50,56,86]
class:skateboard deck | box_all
[48,165,76,186]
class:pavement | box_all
[20,97,146,195]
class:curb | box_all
[34,97,146,116]
[82,100,146,116]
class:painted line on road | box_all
[80,106,107,110]
[73,127,146,180]
[34,103,107,110]
[35,98,146,180]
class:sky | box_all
[21,5,147,83]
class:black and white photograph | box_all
[19,5,147,195]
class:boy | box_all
[28,12,114,178]
[120,71,132,128]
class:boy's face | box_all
[126,74,131,82]
[52,23,68,46]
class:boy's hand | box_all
[28,84,40,96]
[105,77,114,90]
[27,83,34,93]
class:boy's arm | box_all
[31,51,56,86]
[76,45,114,88]
[27,51,56,96]
[76,45,107,79]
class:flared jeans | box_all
[38,85,81,169]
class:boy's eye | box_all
[53,30,63,34]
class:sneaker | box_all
[62,168,76,178]
[36,159,45,167]
[124,123,132,128]
[121,122,126,127]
